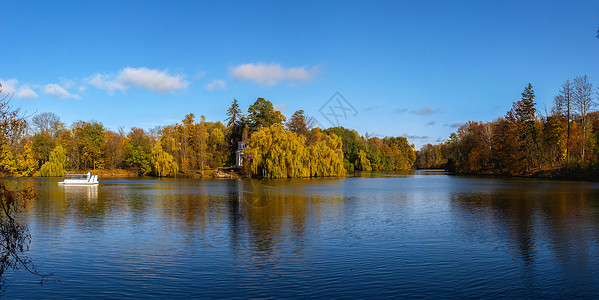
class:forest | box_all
[0,88,416,179]
[415,76,599,179]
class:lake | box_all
[3,171,599,298]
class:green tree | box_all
[246,98,286,133]
[39,145,66,177]
[124,128,152,175]
[225,99,243,127]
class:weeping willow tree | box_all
[355,150,372,171]
[151,143,178,177]
[39,145,66,177]
[245,124,344,179]
[307,128,345,177]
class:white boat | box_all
[59,172,99,185]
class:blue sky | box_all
[3,0,599,147]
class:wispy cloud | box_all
[425,121,435,126]
[444,123,462,128]
[394,108,408,114]
[44,83,81,99]
[413,107,442,115]
[231,63,319,86]
[16,85,38,99]
[403,134,430,141]
[86,74,126,95]
[205,79,226,91]
[87,67,189,94]
[274,104,287,111]
[364,106,378,112]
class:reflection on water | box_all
[3,174,599,298]
[64,185,98,202]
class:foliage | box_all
[427,77,599,177]
[151,143,178,177]
[246,98,285,133]
[245,124,344,178]
[17,140,37,176]
[0,82,52,287]
[39,145,66,177]
[0,144,17,175]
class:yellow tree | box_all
[17,140,37,176]
[151,143,178,177]
[0,144,17,175]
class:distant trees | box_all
[419,77,599,177]
[0,90,420,178]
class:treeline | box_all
[416,76,599,178]
[0,89,416,178]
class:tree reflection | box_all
[450,180,599,289]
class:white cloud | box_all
[86,73,126,95]
[1,79,37,99]
[120,67,188,92]
[44,83,81,100]
[87,67,189,94]
[0,78,18,95]
[16,86,38,99]
[205,79,226,91]
[231,63,319,86]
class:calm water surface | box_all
[4,171,599,298]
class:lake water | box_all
[3,171,599,298]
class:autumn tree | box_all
[150,142,178,177]
[39,145,66,177]
[286,110,315,137]
[553,79,574,162]
[0,144,17,175]
[573,75,595,160]
[0,83,52,287]
[17,139,37,176]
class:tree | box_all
[0,144,17,175]
[150,143,178,177]
[246,98,286,133]
[72,121,105,170]
[355,150,372,171]
[32,132,56,165]
[573,75,595,160]
[39,145,66,177]
[124,128,152,175]
[31,112,63,137]
[103,130,125,170]
[0,83,51,288]
[553,79,574,162]
[509,83,540,173]
[286,110,315,136]
[17,140,37,176]
[225,99,243,127]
